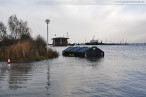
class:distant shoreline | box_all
[48,43,146,46]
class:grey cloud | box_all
[0,1,146,43]
[35,0,115,5]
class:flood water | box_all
[0,45,146,97]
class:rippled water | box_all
[0,45,146,97]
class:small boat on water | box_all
[86,39,99,45]
[85,35,103,45]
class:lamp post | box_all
[45,19,50,54]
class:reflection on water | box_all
[8,64,32,90]
[0,61,51,97]
[46,61,51,96]
[86,57,103,62]
[0,63,32,90]
[0,45,146,97]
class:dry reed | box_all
[0,40,59,62]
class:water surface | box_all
[0,45,146,97]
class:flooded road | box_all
[0,45,146,97]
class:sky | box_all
[0,0,146,43]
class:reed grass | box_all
[0,40,59,62]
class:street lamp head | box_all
[45,19,50,24]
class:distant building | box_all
[52,37,69,46]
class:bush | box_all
[47,48,59,59]
[0,36,59,62]
[20,34,32,42]
[0,37,18,47]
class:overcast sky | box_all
[0,0,146,43]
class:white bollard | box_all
[8,59,10,67]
